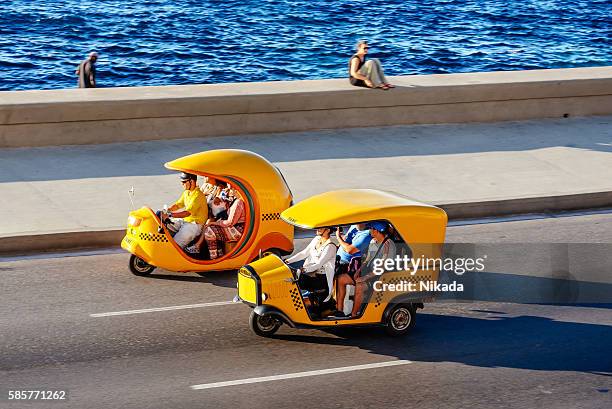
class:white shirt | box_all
[286,236,337,301]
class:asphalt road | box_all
[1,213,611,409]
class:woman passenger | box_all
[210,196,228,220]
[186,189,245,258]
[201,176,220,199]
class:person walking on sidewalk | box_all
[75,52,98,88]
[348,41,394,90]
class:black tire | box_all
[129,255,156,276]
[385,304,416,337]
[249,310,281,337]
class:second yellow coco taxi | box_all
[121,149,294,275]
[235,189,448,337]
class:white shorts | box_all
[168,219,202,248]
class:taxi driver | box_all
[163,172,208,249]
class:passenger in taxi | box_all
[201,177,230,220]
[335,224,372,276]
[201,176,220,198]
[163,172,208,249]
[186,189,246,258]
[334,221,396,317]
[210,196,228,220]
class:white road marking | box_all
[190,360,412,390]
[90,301,235,317]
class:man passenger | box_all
[335,223,372,275]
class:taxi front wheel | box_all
[249,310,281,337]
[385,304,416,337]
[129,255,156,276]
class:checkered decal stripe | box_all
[262,213,281,221]
[289,288,304,311]
[374,275,432,307]
[139,232,169,243]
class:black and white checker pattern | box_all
[289,287,304,311]
[373,275,432,307]
[139,232,169,243]
[261,213,281,222]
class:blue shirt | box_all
[337,225,372,264]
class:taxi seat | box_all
[342,285,355,315]
[223,239,238,255]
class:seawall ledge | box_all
[1,66,611,147]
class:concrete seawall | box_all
[1,66,611,148]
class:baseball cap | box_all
[179,172,197,182]
[367,221,388,233]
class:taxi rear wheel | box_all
[385,304,416,337]
[249,310,281,337]
[129,255,156,276]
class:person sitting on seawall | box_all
[349,40,394,90]
[186,188,246,258]
[335,223,372,276]
[285,227,337,303]
[163,172,208,249]
[334,221,396,317]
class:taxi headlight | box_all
[127,215,142,227]
[261,293,268,301]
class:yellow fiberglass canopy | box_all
[281,189,447,244]
[164,149,291,195]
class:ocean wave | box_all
[0,0,610,90]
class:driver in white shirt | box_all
[285,227,337,302]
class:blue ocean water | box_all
[0,0,610,91]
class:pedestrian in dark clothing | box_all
[75,52,98,88]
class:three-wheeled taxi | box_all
[235,189,447,336]
[121,149,294,275]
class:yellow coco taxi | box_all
[235,189,448,337]
[121,149,294,275]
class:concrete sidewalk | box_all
[2,115,612,240]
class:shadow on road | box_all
[147,269,237,288]
[146,273,211,283]
[274,312,612,375]
[438,270,612,307]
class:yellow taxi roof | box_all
[164,149,291,197]
[281,189,447,243]
[165,149,271,178]
[281,189,444,227]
